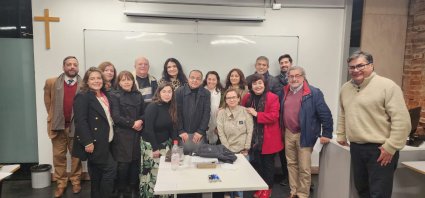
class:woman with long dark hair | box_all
[241,74,283,198]
[224,68,249,99]
[158,58,188,90]
[72,67,116,198]
[202,71,223,144]
[98,61,117,91]
[140,82,178,197]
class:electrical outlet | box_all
[272,3,281,10]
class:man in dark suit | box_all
[246,56,281,95]
[44,56,82,197]
[276,54,293,88]
[175,70,211,154]
[275,54,293,187]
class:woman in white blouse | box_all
[202,71,223,144]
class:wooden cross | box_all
[34,9,60,49]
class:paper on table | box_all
[191,156,219,164]
[313,138,323,153]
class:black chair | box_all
[406,107,423,147]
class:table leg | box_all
[0,181,3,198]
[173,194,177,198]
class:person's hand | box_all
[246,107,258,117]
[214,128,218,134]
[179,132,189,143]
[377,147,393,166]
[193,132,203,144]
[133,120,143,131]
[241,149,249,156]
[320,137,331,144]
[105,82,111,90]
[337,140,349,146]
[152,150,161,158]
[85,143,94,153]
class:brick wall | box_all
[404,0,425,134]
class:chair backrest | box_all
[409,106,422,135]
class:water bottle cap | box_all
[173,140,178,145]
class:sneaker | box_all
[253,190,263,198]
[260,189,272,198]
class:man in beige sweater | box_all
[336,51,411,198]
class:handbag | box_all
[193,144,237,163]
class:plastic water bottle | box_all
[171,140,180,171]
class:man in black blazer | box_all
[175,70,211,154]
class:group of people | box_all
[44,51,411,198]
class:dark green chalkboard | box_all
[0,38,38,163]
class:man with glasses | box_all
[175,70,211,154]
[337,51,411,198]
[133,57,158,105]
[280,66,333,198]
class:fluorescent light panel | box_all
[124,10,265,22]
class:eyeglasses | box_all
[348,63,370,71]
[225,96,238,100]
[288,74,303,79]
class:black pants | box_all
[117,159,140,192]
[251,150,276,188]
[88,153,117,198]
[278,148,288,179]
[350,143,399,198]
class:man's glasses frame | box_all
[288,74,304,80]
[348,63,371,71]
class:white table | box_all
[0,164,20,181]
[402,161,425,175]
[0,164,20,198]
[317,140,425,198]
[154,154,268,198]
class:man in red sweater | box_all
[44,56,83,197]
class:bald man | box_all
[133,57,158,105]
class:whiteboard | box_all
[83,29,299,82]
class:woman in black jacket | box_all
[72,67,116,198]
[110,71,145,197]
[140,82,178,198]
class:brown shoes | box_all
[54,187,65,197]
[72,184,82,194]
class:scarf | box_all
[51,73,81,136]
[245,92,266,151]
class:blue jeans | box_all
[226,154,249,197]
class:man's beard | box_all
[65,71,78,78]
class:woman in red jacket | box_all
[242,74,283,198]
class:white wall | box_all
[32,0,349,166]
